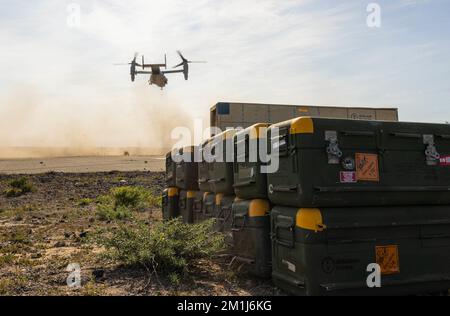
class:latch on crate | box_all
[423,134,440,166]
[325,131,343,164]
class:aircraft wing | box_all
[135,71,152,74]
[142,63,166,68]
[162,70,184,74]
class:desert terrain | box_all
[0,156,165,175]
[0,158,276,296]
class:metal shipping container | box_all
[210,102,398,135]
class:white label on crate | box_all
[282,259,296,273]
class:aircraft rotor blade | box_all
[177,50,187,62]
[173,61,185,68]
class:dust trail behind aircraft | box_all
[0,86,197,159]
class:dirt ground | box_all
[0,171,277,296]
[0,156,165,174]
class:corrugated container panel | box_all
[210,102,399,135]
[317,107,349,119]
[243,103,270,123]
[218,103,243,123]
[270,105,298,122]
[376,109,399,121]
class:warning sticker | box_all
[440,156,450,166]
[340,171,357,183]
[376,245,400,275]
[356,153,380,182]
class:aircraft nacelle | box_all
[183,63,189,81]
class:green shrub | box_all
[5,188,22,198]
[111,186,160,210]
[96,205,132,221]
[94,186,160,221]
[9,229,31,244]
[112,187,143,209]
[95,195,114,205]
[0,275,29,295]
[0,254,15,267]
[78,198,93,207]
[4,178,34,197]
[93,218,224,278]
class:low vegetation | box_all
[92,218,225,281]
[78,198,93,207]
[94,186,161,221]
[111,186,161,210]
[0,274,29,296]
[3,177,34,198]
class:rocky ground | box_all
[0,172,277,296]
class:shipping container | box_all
[271,205,450,296]
[267,117,450,208]
[210,102,398,135]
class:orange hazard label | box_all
[356,153,379,182]
[376,245,400,275]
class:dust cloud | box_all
[0,86,198,159]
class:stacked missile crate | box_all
[162,113,450,296]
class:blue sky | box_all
[0,0,449,147]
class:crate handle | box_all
[389,132,422,138]
[208,178,226,183]
[232,213,248,232]
[273,220,295,248]
[233,180,256,188]
[217,204,233,231]
[270,185,298,193]
[341,131,375,137]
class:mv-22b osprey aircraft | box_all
[116,51,205,90]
